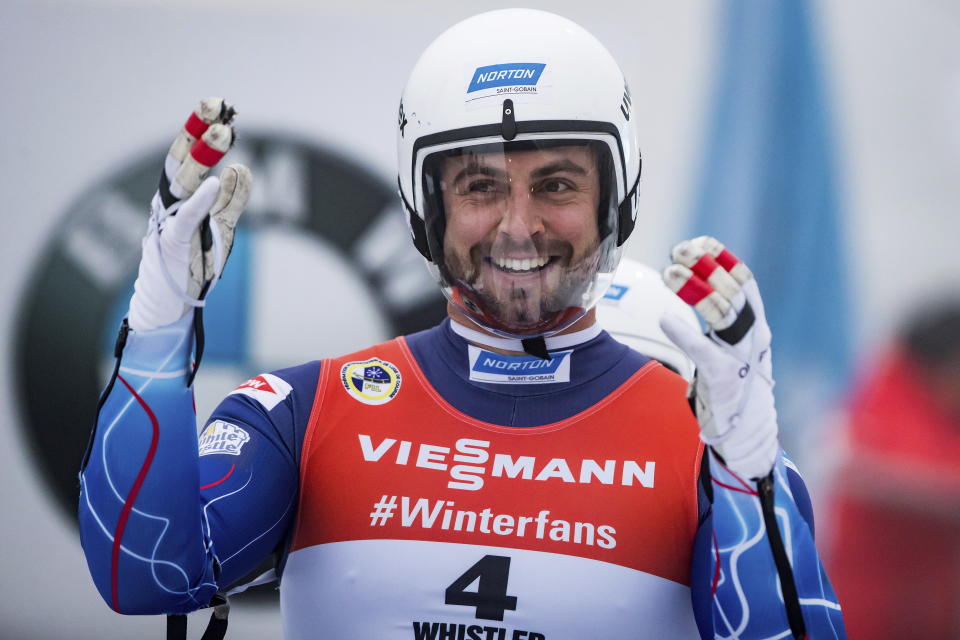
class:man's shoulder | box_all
[223,361,322,414]
[324,321,448,364]
[269,360,322,382]
[322,337,407,364]
[244,322,444,397]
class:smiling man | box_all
[78,8,845,640]
[434,142,608,336]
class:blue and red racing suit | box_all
[79,315,845,639]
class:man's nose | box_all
[497,187,543,239]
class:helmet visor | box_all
[421,138,622,337]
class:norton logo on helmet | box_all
[467,62,547,94]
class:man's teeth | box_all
[494,256,549,272]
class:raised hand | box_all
[660,236,778,480]
[128,98,252,332]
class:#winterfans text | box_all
[371,495,617,549]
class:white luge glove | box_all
[127,98,252,332]
[660,236,779,480]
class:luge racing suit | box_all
[79,317,845,638]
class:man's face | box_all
[440,144,602,332]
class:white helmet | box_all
[597,258,700,381]
[397,9,641,339]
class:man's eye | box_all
[469,180,496,192]
[541,179,572,194]
[462,179,504,194]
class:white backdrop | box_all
[1,0,957,637]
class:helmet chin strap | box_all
[448,318,603,360]
[520,336,550,360]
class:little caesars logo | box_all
[358,434,655,491]
[199,421,251,457]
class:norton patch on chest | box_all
[467,346,572,384]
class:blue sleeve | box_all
[690,449,846,639]
[199,360,318,588]
[78,314,316,615]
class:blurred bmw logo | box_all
[14,131,445,519]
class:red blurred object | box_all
[827,347,960,639]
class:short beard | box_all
[445,241,600,332]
